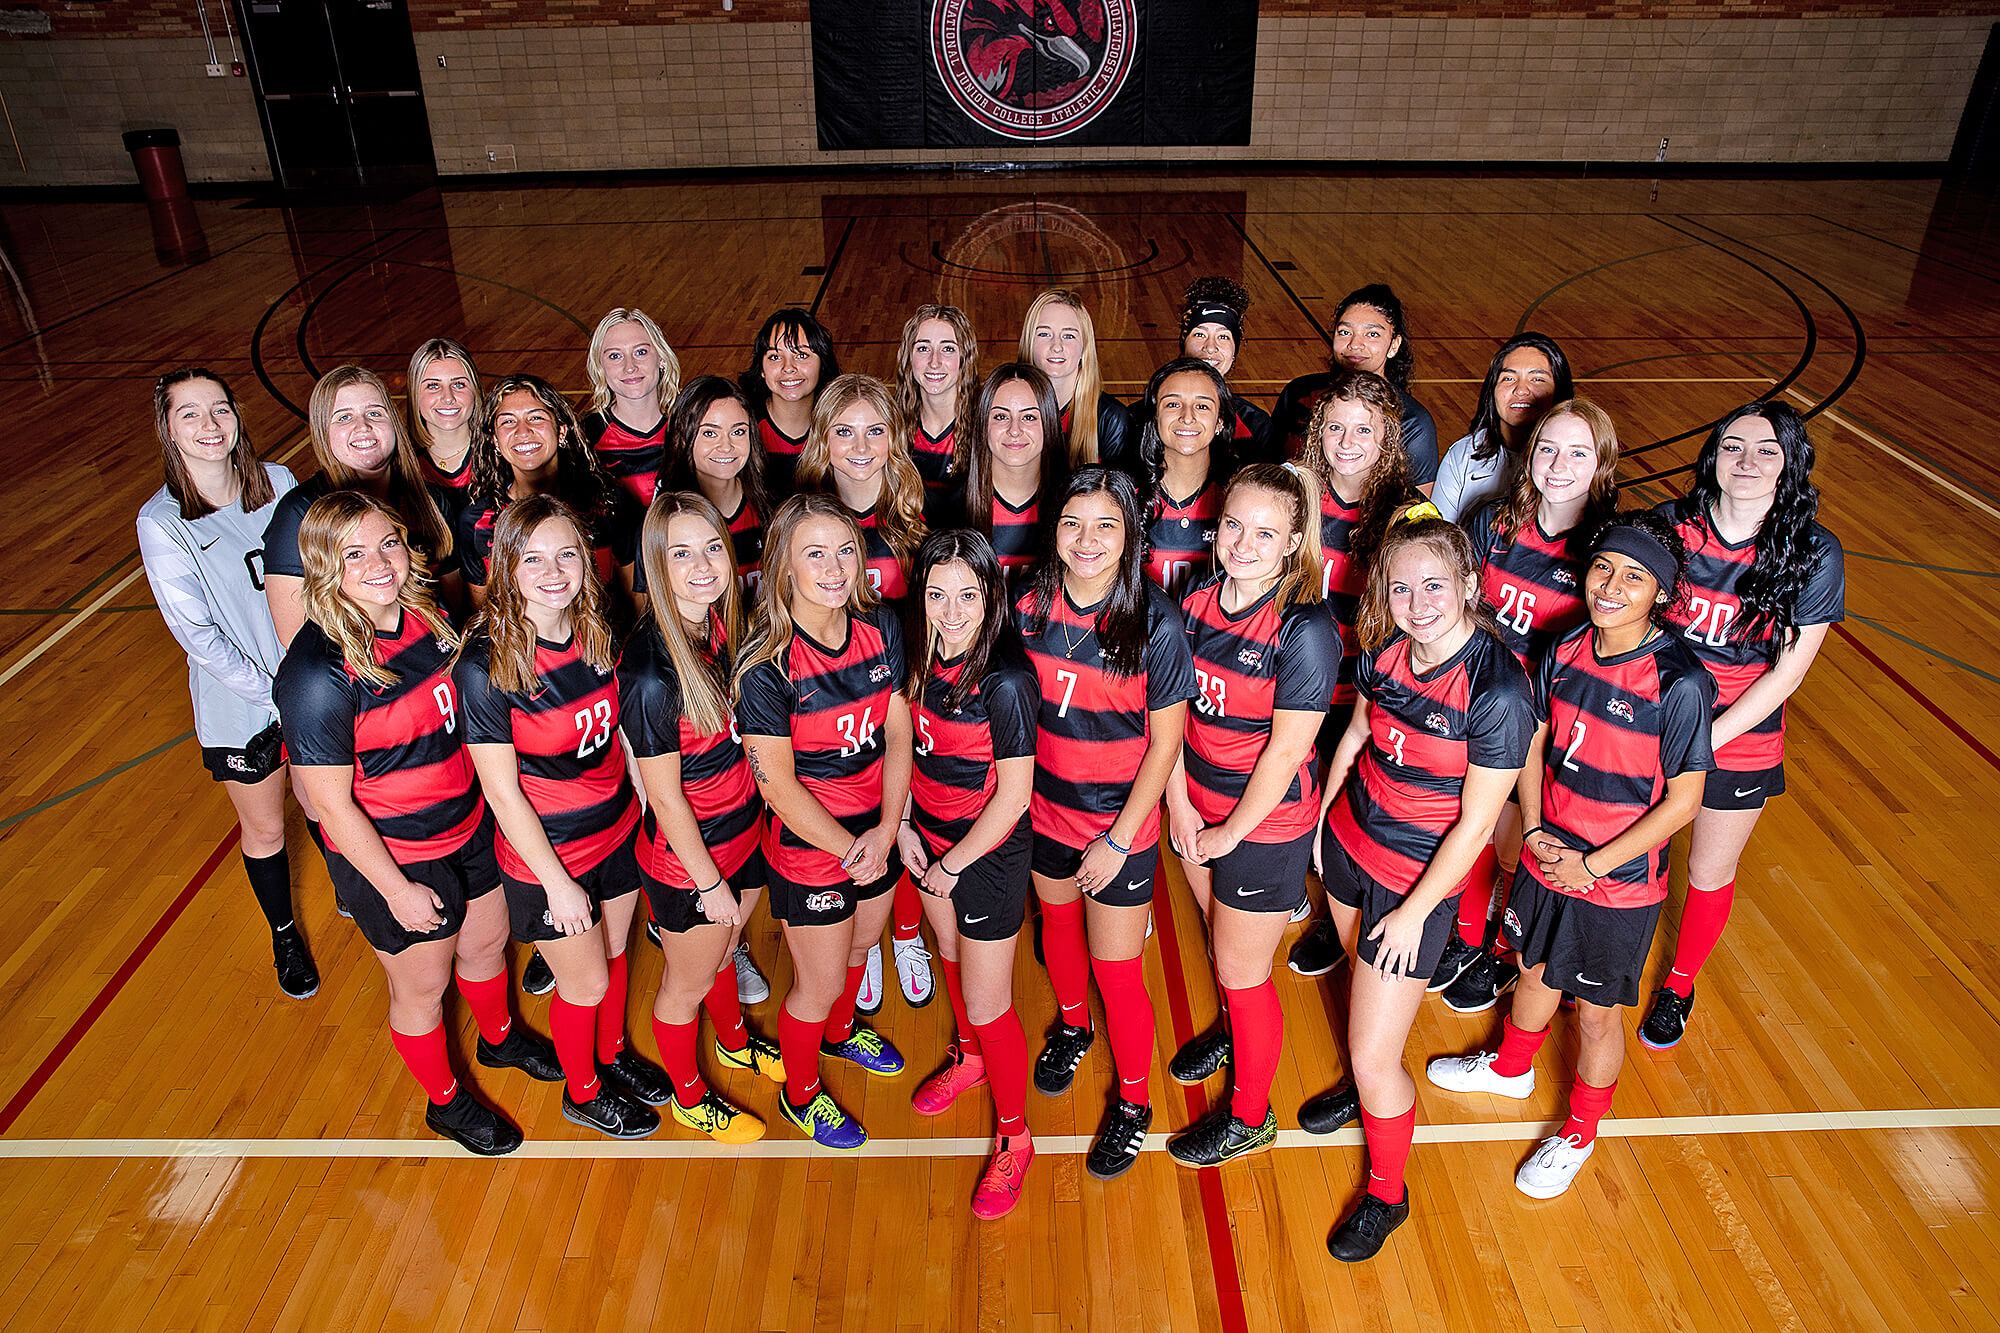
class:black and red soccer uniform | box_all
[990,491,1041,590]
[911,422,957,493]
[1318,483,1367,705]
[420,451,475,532]
[850,504,910,602]
[264,475,460,581]
[1655,500,1845,771]
[454,630,640,881]
[1232,399,1276,464]
[618,614,763,888]
[1328,630,1537,893]
[910,651,1039,857]
[1527,624,1717,907]
[1146,475,1222,599]
[1016,581,1197,853]
[723,494,766,599]
[735,603,906,886]
[757,413,807,496]
[1181,579,1342,841]
[582,410,666,508]
[455,489,640,589]
[274,611,484,862]
[1465,501,1590,669]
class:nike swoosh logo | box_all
[1575,973,1601,986]
[1125,880,1149,893]
[964,914,988,923]
[798,689,818,703]
[1237,886,1268,895]
[199,537,221,550]
[1734,786,1760,798]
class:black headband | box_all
[1593,524,1677,593]
[1181,301,1243,342]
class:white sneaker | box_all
[733,942,770,1005]
[1424,1049,1535,1099]
[893,935,935,1006]
[1516,1133,1594,1198]
[856,942,884,1016]
[1288,897,1312,923]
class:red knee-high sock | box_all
[1561,1077,1617,1147]
[454,969,513,1046]
[1667,880,1735,997]
[1455,845,1500,947]
[547,993,603,1101]
[651,1015,705,1109]
[1491,1014,1549,1078]
[1223,980,1283,1125]
[705,960,748,1054]
[972,1007,1029,1138]
[778,1002,824,1106]
[596,951,629,1064]
[1041,897,1093,1029]
[390,1023,459,1105]
[892,872,923,941]
[1361,1102,1418,1204]
[1089,955,1155,1106]
[822,962,868,1044]
[940,957,980,1056]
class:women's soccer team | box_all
[138,277,1844,1254]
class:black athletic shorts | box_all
[641,847,769,935]
[327,811,502,956]
[1321,835,1459,981]
[935,820,1032,942]
[1208,828,1314,915]
[1033,832,1161,908]
[203,721,284,785]
[1501,866,1663,1010]
[502,828,643,945]
[767,850,901,928]
[1704,763,1784,811]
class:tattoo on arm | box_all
[747,746,768,783]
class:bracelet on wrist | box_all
[1100,829,1131,857]
[1522,825,1543,840]
[1580,852,1599,880]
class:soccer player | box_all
[895,304,980,495]
[1274,285,1439,491]
[1431,333,1574,522]
[1019,288,1134,476]
[1427,512,1713,1197]
[1640,401,1844,1049]
[1177,277,1274,461]
[953,362,1069,592]
[1018,467,1196,1181]
[736,494,914,1150]
[660,375,771,606]
[1139,357,1239,600]
[406,337,482,519]
[581,307,682,507]
[740,307,838,496]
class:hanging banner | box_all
[812,1,1256,149]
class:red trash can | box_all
[123,127,207,264]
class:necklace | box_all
[1058,614,1093,659]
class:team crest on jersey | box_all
[1553,568,1577,587]
[869,664,892,683]
[1200,527,1216,543]
[1237,648,1263,668]
[1606,698,1635,722]
[805,890,846,913]
[1503,907,1522,937]
[1424,712,1450,735]
[931,0,1137,141]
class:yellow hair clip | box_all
[1397,501,1444,525]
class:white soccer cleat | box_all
[1424,1049,1535,1099]
[893,935,935,1006]
[1516,1133,1595,1198]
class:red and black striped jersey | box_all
[1319,483,1367,705]
[911,648,1038,857]
[1465,501,1590,670]
[420,449,475,534]
[619,613,763,886]
[851,503,912,602]
[735,604,906,886]
[1146,474,1222,599]
[275,611,484,863]
[1654,501,1845,771]
[757,413,807,495]
[1016,580,1197,852]
[1328,629,1537,893]
[1181,578,1342,841]
[1232,399,1277,465]
[455,489,640,590]
[991,490,1041,592]
[1527,624,1715,907]
[582,409,666,508]
[912,421,957,492]
[723,494,766,600]
[455,629,639,881]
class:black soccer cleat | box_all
[1167,1106,1277,1168]
[1168,1023,1231,1085]
[1298,1078,1362,1135]
[600,1049,676,1106]
[476,1025,563,1083]
[562,1085,660,1138]
[1639,986,1695,1050]
[1033,1022,1095,1096]
[1287,918,1346,977]
[1084,1097,1153,1181]
[521,948,555,997]
[1427,932,1483,993]
[272,925,319,1000]
[1328,1191,1409,1262]
[425,1084,524,1156]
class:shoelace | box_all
[1532,1133,1586,1165]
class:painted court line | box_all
[1782,387,2000,525]
[4,1107,1994,1162]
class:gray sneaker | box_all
[733,942,770,1005]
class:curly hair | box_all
[1686,400,1823,657]
[1179,276,1250,339]
[1303,370,1413,574]
[468,373,618,531]
[297,492,455,688]
[1586,508,1689,625]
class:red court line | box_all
[0,828,241,1135]
[1149,883,1252,1333]
[1830,623,2000,775]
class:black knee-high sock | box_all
[243,850,295,932]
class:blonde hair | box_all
[1223,462,1324,611]
[1355,507,1498,653]
[308,365,454,559]
[1492,396,1620,543]
[736,493,876,691]
[297,492,456,688]
[640,490,743,738]
[405,337,484,457]
[795,373,927,573]
[895,304,981,479]
[585,307,682,419]
[464,494,616,696]
[1018,288,1106,467]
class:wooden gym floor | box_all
[0,169,1997,1332]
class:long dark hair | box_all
[1686,400,1822,656]
[662,374,770,525]
[1467,332,1573,462]
[1026,467,1150,676]
[154,367,274,520]
[909,529,1012,713]
[1137,356,1238,513]
[1330,284,1415,395]
[739,307,840,417]
[469,372,617,528]
[964,362,1069,538]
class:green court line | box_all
[0,731,195,832]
